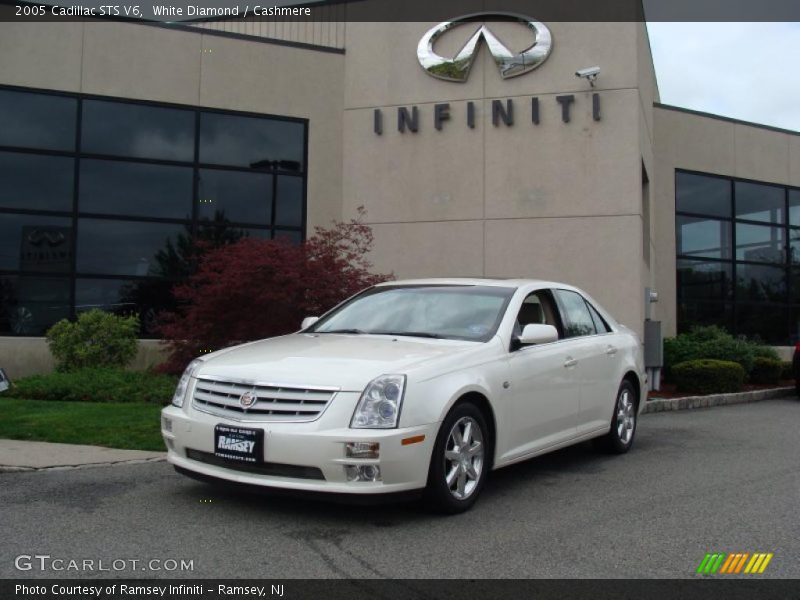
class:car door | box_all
[552,289,613,436]
[505,290,579,461]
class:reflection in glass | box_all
[274,229,302,245]
[80,159,193,219]
[675,172,731,217]
[736,264,786,302]
[554,289,596,338]
[77,219,185,277]
[735,223,784,263]
[677,259,732,301]
[75,278,176,337]
[790,190,800,227]
[81,100,194,161]
[275,176,304,228]
[677,302,732,335]
[0,89,77,151]
[0,152,74,212]
[735,181,784,224]
[736,304,787,345]
[676,216,731,259]
[199,113,304,170]
[197,169,272,224]
[0,214,73,272]
[0,275,71,335]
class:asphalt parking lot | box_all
[1,398,798,579]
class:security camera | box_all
[575,66,600,86]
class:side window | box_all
[554,289,596,338]
[586,301,611,334]
[513,290,562,338]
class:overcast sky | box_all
[646,22,800,131]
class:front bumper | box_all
[161,391,439,495]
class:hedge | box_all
[5,368,177,405]
[749,357,783,385]
[671,359,746,395]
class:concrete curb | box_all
[643,386,794,414]
[0,456,166,474]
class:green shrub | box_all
[780,360,794,381]
[664,325,777,378]
[47,309,139,372]
[671,359,746,395]
[749,357,783,385]
[6,368,177,404]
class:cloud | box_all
[646,22,800,132]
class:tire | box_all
[424,402,490,514]
[593,380,638,454]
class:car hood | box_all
[195,333,478,391]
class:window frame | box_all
[0,84,309,337]
[675,168,800,344]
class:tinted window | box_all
[677,216,731,259]
[789,190,800,227]
[0,89,77,151]
[275,229,303,244]
[735,223,784,263]
[0,151,74,211]
[675,172,731,217]
[199,113,304,170]
[0,214,73,272]
[736,304,787,345]
[677,259,733,301]
[76,219,186,277]
[81,100,195,161]
[554,290,596,338]
[275,176,304,227]
[197,169,272,224]
[735,264,786,302]
[80,159,193,219]
[75,277,176,337]
[735,181,784,224]
[196,224,272,244]
[586,301,611,333]
[0,275,71,335]
[678,302,733,335]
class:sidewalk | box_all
[0,439,165,472]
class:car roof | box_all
[374,277,574,290]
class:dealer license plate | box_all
[214,424,264,463]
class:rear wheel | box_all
[593,380,638,454]
[424,403,489,514]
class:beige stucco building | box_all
[0,11,798,377]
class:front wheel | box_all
[424,403,490,514]
[593,380,638,454]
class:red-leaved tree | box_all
[157,208,392,373]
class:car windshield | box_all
[308,285,515,342]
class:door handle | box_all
[564,357,578,368]
[606,346,618,356]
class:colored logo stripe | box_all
[697,552,773,575]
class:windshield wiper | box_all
[375,331,444,339]
[318,328,366,334]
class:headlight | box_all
[172,359,202,408]
[350,374,406,429]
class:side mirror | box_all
[518,323,559,346]
[301,316,320,330]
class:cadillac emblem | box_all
[239,390,257,409]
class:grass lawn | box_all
[0,397,165,451]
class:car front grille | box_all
[185,449,325,480]
[191,377,338,422]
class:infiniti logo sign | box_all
[417,12,553,82]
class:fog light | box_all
[344,464,382,482]
[165,438,175,450]
[345,442,379,459]
[162,417,173,432]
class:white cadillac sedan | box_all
[161,279,646,513]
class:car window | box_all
[554,289,596,338]
[586,301,611,333]
[513,290,561,338]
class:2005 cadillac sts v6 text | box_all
[161,279,646,512]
